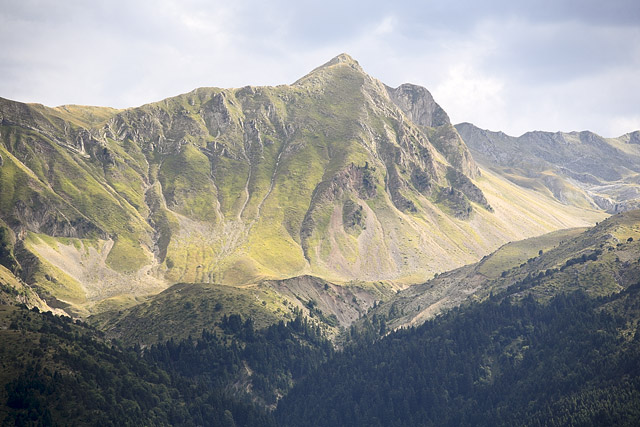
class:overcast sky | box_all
[1,0,639,137]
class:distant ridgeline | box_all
[456,123,640,214]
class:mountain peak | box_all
[295,53,365,85]
[324,53,360,67]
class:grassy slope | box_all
[90,282,287,346]
[368,209,640,331]
[88,273,399,347]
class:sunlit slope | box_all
[367,209,640,331]
[89,275,396,346]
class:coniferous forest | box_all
[277,285,640,426]
[2,281,640,425]
[0,306,331,426]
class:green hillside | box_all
[90,275,395,347]
[363,209,640,332]
[0,304,277,426]
[277,285,640,426]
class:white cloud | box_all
[0,1,638,136]
[373,16,397,36]
[433,64,506,128]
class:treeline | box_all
[276,286,640,426]
[5,283,640,426]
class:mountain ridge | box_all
[0,54,608,318]
[456,122,640,213]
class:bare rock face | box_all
[385,84,450,128]
[384,84,479,179]
[262,275,378,328]
[12,199,105,239]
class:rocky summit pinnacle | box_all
[294,52,365,85]
[323,52,361,68]
[386,83,450,128]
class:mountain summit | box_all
[0,54,603,316]
[317,52,362,69]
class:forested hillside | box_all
[277,286,640,426]
[0,304,332,426]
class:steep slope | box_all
[0,54,605,317]
[456,122,640,213]
[365,209,640,332]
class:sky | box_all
[1,0,639,137]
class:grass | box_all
[41,104,121,128]
[0,144,35,213]
[476,228,588,278]
[88,294,146,313]
[89,282,287,346]
[23,250,87,307]
[105,236,150,273]
[247,224,308,278]
[158,144,219,222]
[213,155,250,218]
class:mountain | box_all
[0,53,605,318]
[2,52,640,426]
[456,122,640,213]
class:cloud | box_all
[430,16,640,136]
[432,64,506,126]
[0,0,638,136]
